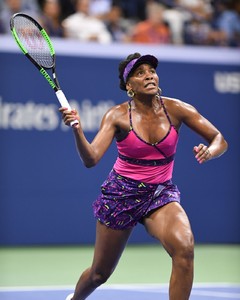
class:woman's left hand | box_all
[193,143,212,164]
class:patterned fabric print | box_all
[93,169,180,230]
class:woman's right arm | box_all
[59,107,118,168]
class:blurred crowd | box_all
[0,0,240,47]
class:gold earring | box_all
[127,89,135,98]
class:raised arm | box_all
[59,106,118,168]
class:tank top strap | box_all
[128,100,133,130]
[160,97,172,126]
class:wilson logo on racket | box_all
[40,68,56,89]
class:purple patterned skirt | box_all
[93,169,180,230]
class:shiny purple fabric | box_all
[93,169,180,230]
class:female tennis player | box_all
[60,53,228,300]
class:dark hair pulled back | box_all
[118,52,141,91]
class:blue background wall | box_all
[0,37,239,245]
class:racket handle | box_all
[56,90,79,127]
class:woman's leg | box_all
[72,221,133,300]
[143,202,194,300]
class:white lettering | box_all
[0,98,59,130]
[214,72,240,94]
[0,97,115,132]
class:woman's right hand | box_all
[59,107,80,127]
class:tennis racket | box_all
[10,12,78,127]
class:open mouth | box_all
[145,82,156,88]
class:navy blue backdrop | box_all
[0,37,239,245]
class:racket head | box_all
[10,13,55,69]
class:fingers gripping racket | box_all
[10,13,78,126]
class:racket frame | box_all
[10,13,78,126]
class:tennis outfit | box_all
[93,98,180,230]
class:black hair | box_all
[118,52,141,91]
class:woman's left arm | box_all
[172,100,228,164]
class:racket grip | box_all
[56,90,79,127]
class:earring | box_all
[127,89,135,98]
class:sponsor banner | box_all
[0,41,239,244]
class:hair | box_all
[118,52,141,91]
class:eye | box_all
[137,70,144,75]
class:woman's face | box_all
[127,63,159,96]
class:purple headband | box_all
[123,58,138,83]
[122,55,158,83]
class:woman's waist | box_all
[117,152,175,166]
[113,158,174,184]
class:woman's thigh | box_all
[143,202,194,255]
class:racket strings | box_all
[14,16,54,68]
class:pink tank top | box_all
[113,98,179,184]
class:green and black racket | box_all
[10,12,78,126]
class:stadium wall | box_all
[0,36,239,245]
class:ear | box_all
[126,82,132,90]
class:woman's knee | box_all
[170,232,195,268]
[178,238,194,262]
[165,227,194,258]
[90,268,112,287]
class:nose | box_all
[145,70,153,80]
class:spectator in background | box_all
[155,0,211,45]
[208,0,240,47]
[117,0,147,21]
[130,1,172,44]
[57,0,75,20]
[105,4,133,42]
[0,0,40,34]
[161,0,189,44]
[183,17,212,45]
[89,0,112,21]
[177,0,213,20]
[39,0,64,37]
[176,0,213,45]
[62,0,112,43]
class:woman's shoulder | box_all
[162,96,183,105]
[162,96,195,111]
[101,101,129,125]
[162,96,199,120]
[105,101,129,117]
[101,101,130,134]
